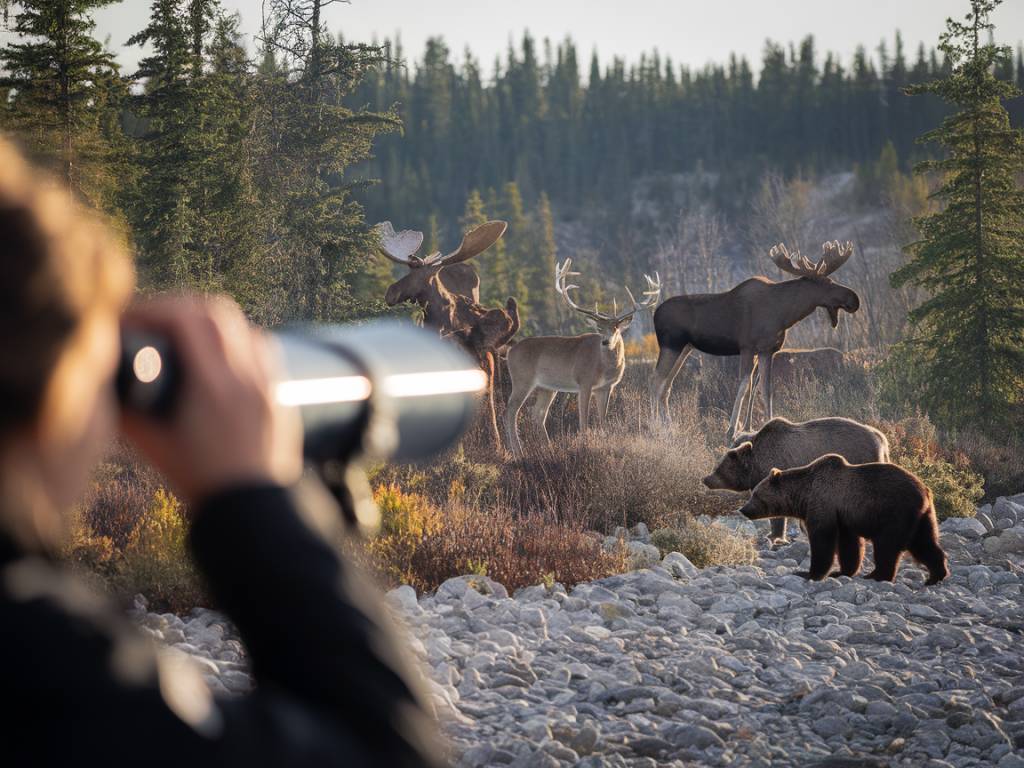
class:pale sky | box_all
[22,1,1024,75]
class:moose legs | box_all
[650,344,692,424]
[727,350,757,440]
[740,352,776,434]
[531,389,557,442]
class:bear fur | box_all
[739,454,948,585]
[703,417,890,541]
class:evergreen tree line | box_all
[352,32,1024,233]
[0,0,399,324]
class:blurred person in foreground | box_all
[0,137,445,767]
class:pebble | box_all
[130,496,1024,767]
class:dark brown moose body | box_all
[704,417,890,541]
[650,241,860,439]
[740,454,949,585]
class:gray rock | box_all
[662,723,726,750]
[940,517,987,539]
[984,527,1024,555]
[626,541,662,569]
[662,552,699,580]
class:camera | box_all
[117,322,486,463]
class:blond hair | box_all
[0,137,135,436]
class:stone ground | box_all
[133,494,1024,768]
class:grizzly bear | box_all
[704,417,890,542]
[739,454,948,585]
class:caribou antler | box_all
[769,241,854,278]
[376,221,425,266]
[555,259,661,324]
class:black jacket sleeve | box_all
[0,482,446,768]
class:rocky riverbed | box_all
[132,494,1024,767]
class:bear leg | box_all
[769,517,788,543]
[866,538,902,582]
[907,519,949,585]
[797,524,837,580]
[833,529,864,577]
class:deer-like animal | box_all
[651,241,859,438]
[377,220,507,317]
[504,259,660,456]
[440,281,521,449]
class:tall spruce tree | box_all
[891,0,1024,428]
[254,0,400,322]
[0,0,121,197]
[127,0,198,289]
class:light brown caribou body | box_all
[651,241,860,438]
[505,260,659,456]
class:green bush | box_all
[119,488,206,612]
[880,415,984,520]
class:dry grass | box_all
[62,357,1006,606]
[650,524,758,569]
[362,500,629,594]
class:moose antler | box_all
[818,240,854,276]
[420,220,508,267]
[376,221,425,266]
[555,259,661,324]
[769,241,854,278]
[376,220,508,269]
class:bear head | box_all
[739,467,789,520]
[703,441,756,490]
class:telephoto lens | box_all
[118,321,487,463]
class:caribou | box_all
[377,219,508,315]
[504,259,660,456]
[650,241,860,438]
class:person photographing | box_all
[0,137,445,767]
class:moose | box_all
[504,259,660,456]
[377,219,507,315]
[650,240,860,438]
[377,220,519,448]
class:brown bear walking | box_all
[703,416,890,542]
[739,454,949,585]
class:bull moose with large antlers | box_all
[504,259,660,456]
[651,240,860,438]
[376,220,519,448]
[377,219,507,317]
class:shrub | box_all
[365,502,628,594]
[880,415,984,520]
[61,510,118,576]
[119,489,206,612]
[950,429,1024,501]
[374,484,441,538]
[81,447,162,549]
[501,429,716,532]
[651,523,758,568]
[624,332,659,362]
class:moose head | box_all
[768,240,860,328]
[377,220,507,308]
